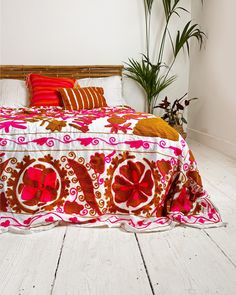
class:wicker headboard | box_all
[0,65,123,80]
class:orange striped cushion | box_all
[27,74,75,107]
[58,87,108,110]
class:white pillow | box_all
[0,79,29,108]
[76,76,126,107]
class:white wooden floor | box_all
[0,139,236,295]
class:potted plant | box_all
[125,0,205,114]
[154,94,198,138]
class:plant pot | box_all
[172,124,187,139]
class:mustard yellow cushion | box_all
[133,118,179,141]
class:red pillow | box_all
[27,74,75,107]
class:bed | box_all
[0,65,222,233]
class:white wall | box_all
[0,0,190,112]
[189,0,236,159]
[2,0,234,158]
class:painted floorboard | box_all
[201,177,236,263]
[137,227,236,295]
[189,140,236,267]
[52,227,153,295]
[0,227,66,295]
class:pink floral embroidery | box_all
[32,138,50,146]
[0,220,10,227]
[45,216,54,222]
[208,208,216,219]
[77,138,94,146]
[125,140,145,149]
[23,217,32,225]
[169,146,183,156]
[0,121,27,133]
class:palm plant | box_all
[125,0,205,114]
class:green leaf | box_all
[144,0,154,14]
[124,56,176,109]
[174,21,206,57]
[162,0,189,22]
[124,0,205,113]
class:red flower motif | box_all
[90,153,105,174]
[170,187,192,214]
[112,161,154,208]
[19,165,58,206]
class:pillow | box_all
[76,76,126,107]
[0,79,29,108]
[58,87,107,110]
[27,74,75,107]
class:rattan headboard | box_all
[0,65,123,80]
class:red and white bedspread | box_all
[0,106,222,233]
